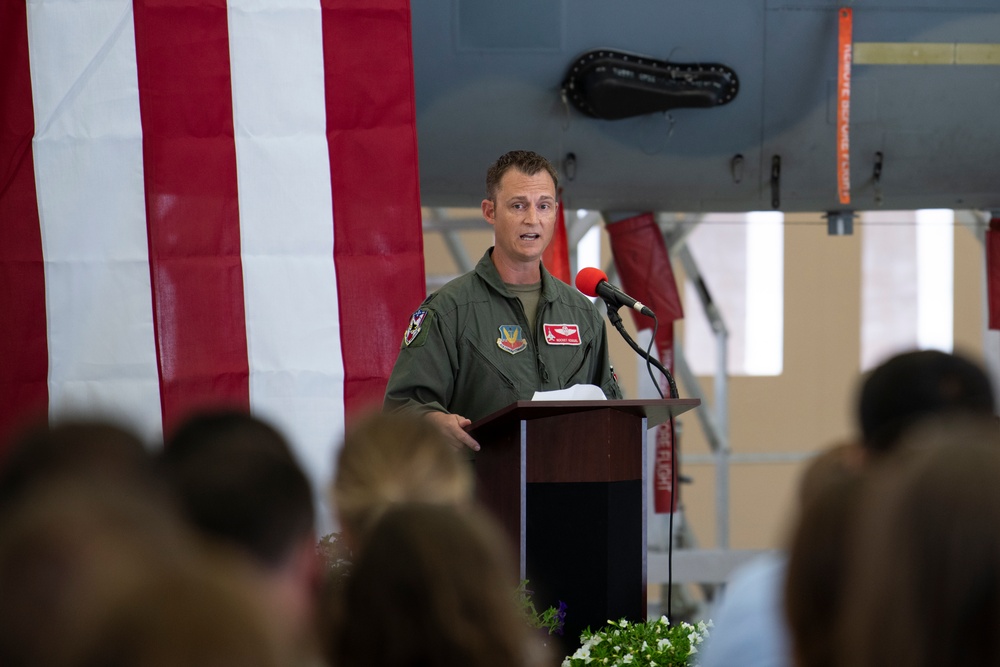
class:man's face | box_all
[481,168,557,268]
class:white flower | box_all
[689,645,698,655]
[623,655,633,664]
[659,615,669,625]
[657,638,672,650]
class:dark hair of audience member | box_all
[331,410,474,553]
[0,418,162,514]
[160,409,315,569]
[327,503,552,667]
[838,415,1000,667]
[783,444,865,667]
[857,349,995,456]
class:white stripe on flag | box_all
[228,0,345,514]
[27,0,162,442]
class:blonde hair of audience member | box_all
[783,444,866,667]
[838,415,1000,667]
[328,503,553,667]
[331,411,474,552]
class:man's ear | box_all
[481,198,495,227]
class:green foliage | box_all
[517,580,567,636]
[562,617,713,667]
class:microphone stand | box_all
[604,301,679,399]
[604,299,682,622]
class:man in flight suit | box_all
[384,150,622,451]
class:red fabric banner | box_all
[607,212,684,513]
[0,1,48,446]
[542,192,572,284]
[987,218,1000,330]
[607,212,684,333]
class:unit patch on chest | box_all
[496,325,528,355]
[543,323,581,346]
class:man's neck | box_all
[490,249,541,285]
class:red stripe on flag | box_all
[321,0,425,422]
[0,3,49,448]
[133,0,250,434]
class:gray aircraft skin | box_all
[412,1,1000,215]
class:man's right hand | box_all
[425,410,480,452]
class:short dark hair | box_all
[485,150,558,200]
[160,410,315,569]
[857,349,996,454]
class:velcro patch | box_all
[543,323,581,346]
[497,325,528,355]
[402,309,431,347]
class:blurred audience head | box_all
[0,418,160,514]
[79,555,288,667]
[160,409,315,568]
[332,410,474,552]
[838,415,1000,667]
[857,348,995,456]
[0,476,203,666]
[327,502,551,667]
[783,444,866,667]
[159,409,320,662]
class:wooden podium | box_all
[469,398,700,646]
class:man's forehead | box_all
[498,169,556,197]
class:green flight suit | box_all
[384,248,623,422]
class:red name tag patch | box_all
[543,323,581,346]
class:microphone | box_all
[575,267,655,317]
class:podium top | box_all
[469,398,700,434]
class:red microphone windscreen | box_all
[575,267,607,297]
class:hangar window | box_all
[683,212,784,376]
[860,209,954,370]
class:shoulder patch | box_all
[402,309,432,348]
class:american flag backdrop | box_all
[0,0,425,512]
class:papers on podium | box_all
[531,384,607,401]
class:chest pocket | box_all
[459,332,520,403]
[552,340,592,386]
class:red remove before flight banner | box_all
[837,7,853,205]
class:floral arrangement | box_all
[563,617,713,667]
[517,580,567,636]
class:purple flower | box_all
[555,600,568,636]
